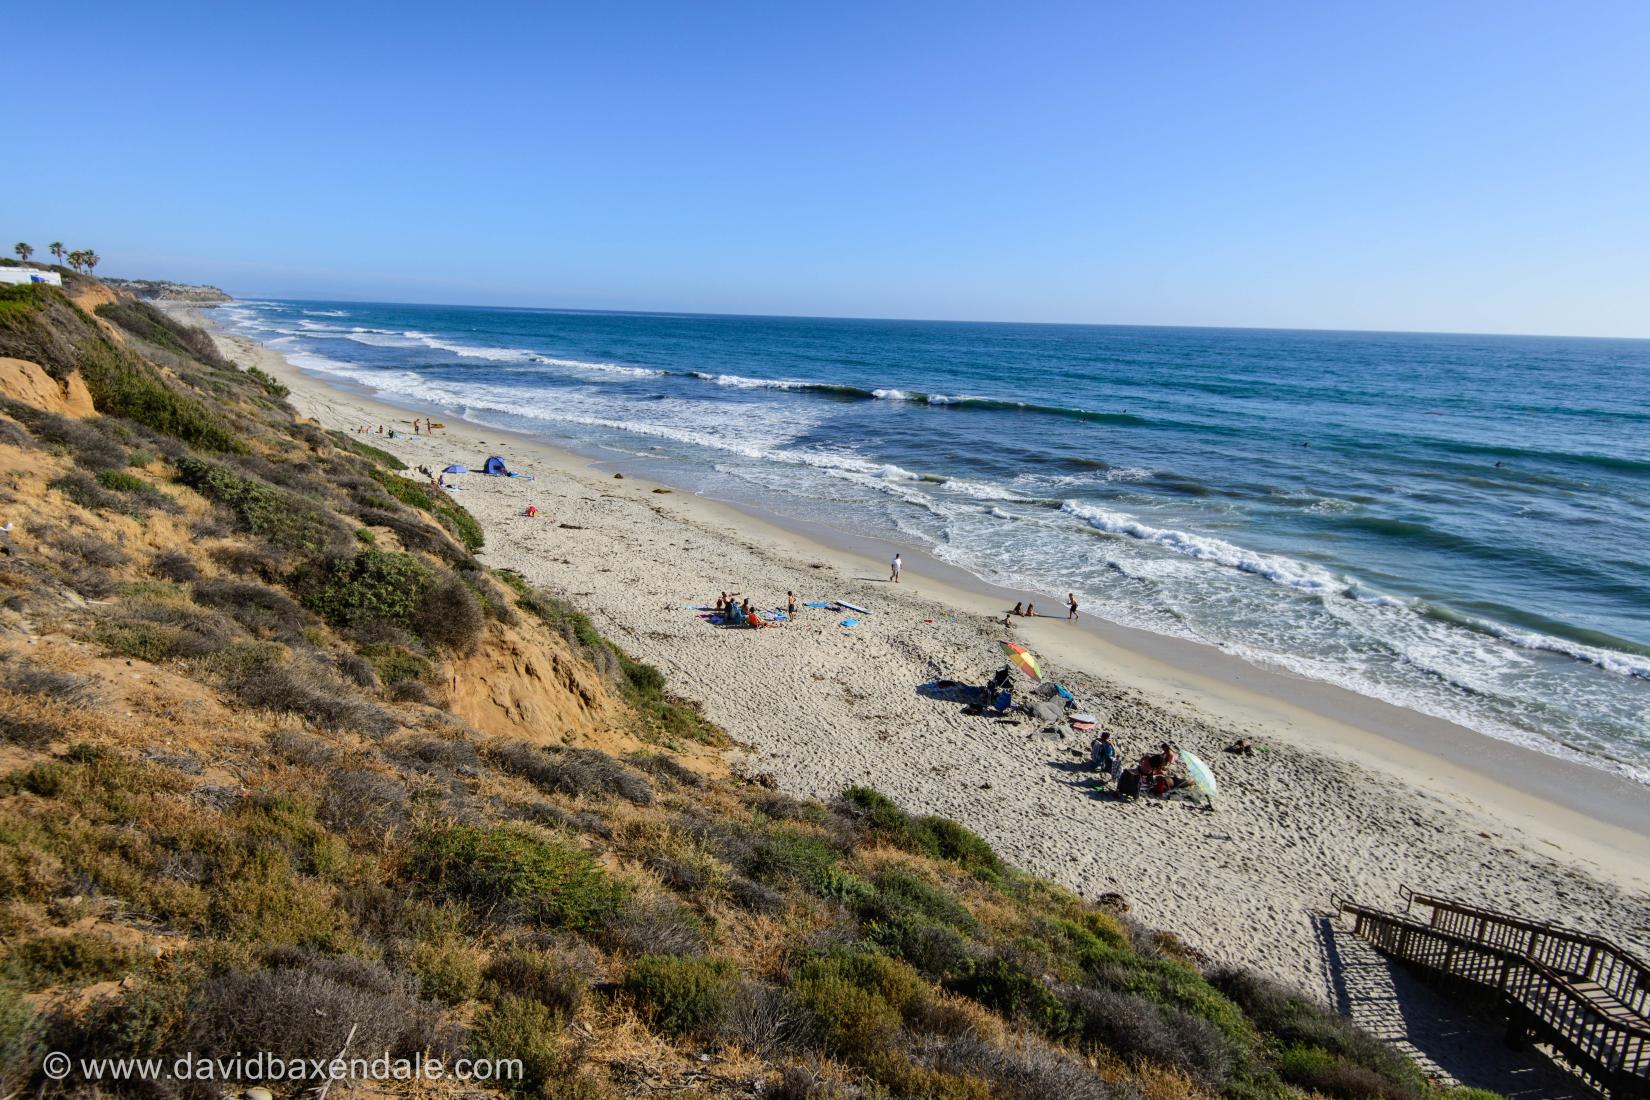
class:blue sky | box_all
[11,1,1650,336]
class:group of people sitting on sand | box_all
[714,590,801,628]
[1088,733,1194,799]
[1003,593,1081,626]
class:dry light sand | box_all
[187,310,1649,1091]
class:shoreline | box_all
[183,306,1650,1001]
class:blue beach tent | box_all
[483,455,510,476]
[443,464,468,474]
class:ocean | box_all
[218,300,1650,782]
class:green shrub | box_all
[175,456,346,553]
[949,953,1069,1037]
[367,468,483,551]
[492,742,654,805]
[7,933,141,989]
[795,952,928,1016]
[862,869,978,934]
[1275,1043,1421,1099]
[747,829,870,903]
[791,973,902,1061]
[471,996,561,1094]
[94,620,185,662]
[93,300,235,371]
[483,949,584,1018]
[840,788,1005,882]
[0,980,42,1097]
[364,642,434,686]
[95,468,149,493]
[245,365,289,398]
[411,572,485,652]
[409,936,483,1005]
[75,339,242,452]
[911,816,1004,882]
[333,432,406,469]
[623,955,736,1036]
[1064,984,1239,1088]
[49,471,123,512]
[417,824,626,931]
[1212,967,1418,1088]
[208,848,346,947]
[296,549,432,627]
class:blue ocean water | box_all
[220,300,1650,780]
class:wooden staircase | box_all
[1336,888,1650,1098]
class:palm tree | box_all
[82,251,100,274]
[49,242,64,266]
[13,243,32,262]
[66,250,86,273]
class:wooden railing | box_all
[1402,889,1650,1020]
[1338,893,1650,1098]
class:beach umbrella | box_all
[1181,750,1218,802]
[998,640,1043,681]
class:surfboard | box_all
[1069,713,1099,725]
[835,601,869,614]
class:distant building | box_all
[0,268,63,286]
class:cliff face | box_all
[0,276,1464,1100]
[102,277,233,303]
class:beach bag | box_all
[1117,769,1141,798]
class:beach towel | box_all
[803,601,830,608]
[839,618,859,628]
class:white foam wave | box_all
[539,357,665,378]
[1476,621,1650,680]
[785,451,921,481]
[1061,502,1345,593]
[691,372,812,390]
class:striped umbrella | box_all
[998,640,1043,681]
[1181,750,1218,803]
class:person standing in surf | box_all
[890,553,902,583]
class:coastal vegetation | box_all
[0,275,1502,1097]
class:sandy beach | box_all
[187,309,1649,1085]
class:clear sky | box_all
[11,1,1650,336]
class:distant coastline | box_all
[103,277,231,304]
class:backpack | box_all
[1116,769,1141,798]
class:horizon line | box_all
[229,290,1650,344]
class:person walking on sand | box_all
[787,590,798,617]
[890,553,902,583]
[1068,593,1079,621]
